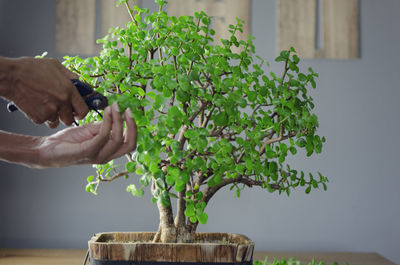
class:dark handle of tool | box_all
[6,79,108,125]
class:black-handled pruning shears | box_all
[7,79,108,126]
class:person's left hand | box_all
[35,103,137,168]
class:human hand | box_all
[35,103,137,168]
[3,57,89,128]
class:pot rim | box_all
[89,231,255,246]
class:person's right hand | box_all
[4,57,89,128]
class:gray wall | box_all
[1,0,400,263]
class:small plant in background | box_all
[63,0,326,243]
[254,258,347,265]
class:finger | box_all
[82,107,113,160]
[96,103,124,162]
[70,84,90,120]
[109,108,137,159]
[30,116,44,125]
[110,103,123,143]
[82,123,102,136]
[59,104,75,126]
[46,119,60,129]
[55,61,89,120]
[45,108,60,124]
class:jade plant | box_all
[63,0,326,243]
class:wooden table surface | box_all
[0,249,397,265]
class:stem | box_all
[124,2,138,26]
[201,105,215,128]
[178,125,188,150]
[280,58,289,86]
[99,170,129,182]
[189,101,207,123]
[128,44,133,70]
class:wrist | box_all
[0,130,42,168]
[0,56,18,99]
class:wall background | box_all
[1,0,399,263]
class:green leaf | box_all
[197,212,208,224]
[289,147,297,155]
[292,54,300,64]
[195,191,203,201]
[268,161,278,173]
[184,202,195,217]
[160,190,171,207]
[184,129,199,139]
[174,182,186,192]
[116,0,126,7]
[126,184,145,197]
[156,178,166,189]
[125,161,136,173]
[312,179,318,188]
[35,51,48,59]
[86,175,94,183]
[214,112,228,126]
[296,138,307,148]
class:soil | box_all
[103,238,231,244]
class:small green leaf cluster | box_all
[184,190,208,224]
[254,257,347,265]
[63,0,326,227]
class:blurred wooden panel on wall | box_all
[278,0,316,58]
[56,0,141,55]
[167,0,251,44]
[279,0,359,59]
[322,0,359,59]
[56,0,96,55]
[101,0,141,36]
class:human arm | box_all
[0,56,89,128]
[0,103,137,168]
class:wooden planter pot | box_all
[88,232,254,265]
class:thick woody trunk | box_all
[153,190,196,243]
[155,200,177,243]
[174,189,194,242]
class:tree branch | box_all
[99,170,129,182]
[189,101,208,123]
[201,105,215,128]
[124,2,138,26]
[174,189,186,228]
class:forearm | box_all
[0,57,16,98]
[0,130,42,168]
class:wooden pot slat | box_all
[88,232,254,263]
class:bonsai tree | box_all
[63,0,326,243]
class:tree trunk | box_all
[155,199,196,243]
[156,200,176,243]
[176,224,195,243]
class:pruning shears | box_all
[7,79,108,126]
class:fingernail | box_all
[125,108,133,118]
[105,106,111,115]
[113,102,120,112]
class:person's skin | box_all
[0,56,89,128]
[0,57,137,168]
[0,103,137,168]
